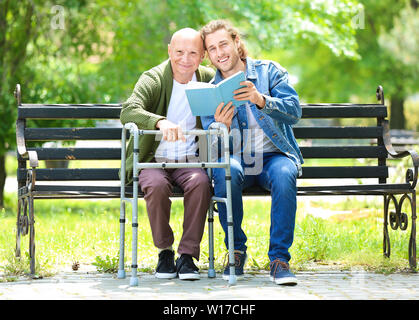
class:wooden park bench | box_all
[14,83,417,278]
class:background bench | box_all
[14,84,417,275]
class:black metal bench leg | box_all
[383,195,391,258]
[408,192,417,270]
[28,195,36,275]
[15,197,23,258]
[15,191,36,275]
[384,193,417,270]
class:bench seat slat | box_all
[30,184,184,198]
[18,166,389,182]
[27,182,411,199]
[297,183,410,192]
[33,184,182,195]
[244,183,410,196]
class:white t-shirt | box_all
[243,104,278,154]
[154,74,198,161]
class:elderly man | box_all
[200,20,303,285]
[120,28,214,280]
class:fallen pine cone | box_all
[72,261,80,271]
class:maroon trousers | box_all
[138,164,211,260]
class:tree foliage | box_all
[275,0,419,129]
[93,0,361,102]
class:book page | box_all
[218,71,247,107]
[186,81,215,90]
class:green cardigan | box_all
[120,59,215,183]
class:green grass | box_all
[0,190,415,280]
[3,151,417,279]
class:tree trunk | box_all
[0,154,5,208]
[390,94,405,129]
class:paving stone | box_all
[1,270,418,300]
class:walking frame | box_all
[117,122,237,285]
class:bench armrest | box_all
[15,84,38,169]
[382,120,418,189]
[16,120,39,168]
[16,117,38,193]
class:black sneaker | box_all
[175,254,200,280]
[155,249,177,279]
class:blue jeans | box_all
[212,152,298,262]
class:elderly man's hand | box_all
[156,119,186,142]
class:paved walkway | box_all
[1,267,418,300]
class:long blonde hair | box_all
[200,19,248,60]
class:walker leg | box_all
[117,200,126,279]
[208,200,216,278]
[130,198,139,286]
[225,179,236,285]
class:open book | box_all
[185,71,248,117]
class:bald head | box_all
[168,28,205,83]
[169,28,200,45]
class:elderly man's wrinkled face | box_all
[168,29,204,83]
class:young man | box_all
[120,28,214,280]
[200,20,303,285]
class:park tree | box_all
[0,0,105,207]
[378,2,419,128]
[276,0,419,129]
[0,0,361,207]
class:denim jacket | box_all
[201,57,304,175]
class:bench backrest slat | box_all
[18,146,387,161]
[301,166,388,179]
[300,146,387,158]
[294,126,383,139]
[25,128,124,140]
[18,105,121,119]
[18,104,388,120]
[18,148,121,160]
[18,168,119,181]
[301,105,387,118]
[25,126,383,141]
